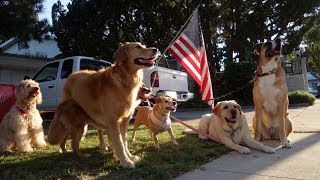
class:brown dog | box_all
[47,83,152,158]
[48,42,158,168]
[131,96,178,149]
[252,39,293,148]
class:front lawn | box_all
[0,125,229,179]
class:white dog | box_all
[0,79,46,152]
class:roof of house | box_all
[307,72,318,81]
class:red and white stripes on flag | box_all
[168,8,214,106]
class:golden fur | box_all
[132,96,178,149]
[47,42,158,168]
[0,79,46,152]
[252,39,293,148]
[47,83,152,157]
[187,100,275,154]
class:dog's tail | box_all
[47,105,66,145]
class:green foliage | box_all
[51,0,197,59]
[0,0,50,44]
[216,61,257,105]
[288,91,316,105]
[304,17,320,72]
[0,125,229,179]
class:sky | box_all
[38,0,70,24]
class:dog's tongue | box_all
[140,94,149,101]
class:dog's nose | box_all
[173,101,177,106]
[152,48,158,54]
[230,109,237,118]
[34,87,39,91]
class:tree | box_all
[52,0,194,59]
[304,17,320,72]
[0,0,49,45]
[213,0,320,63]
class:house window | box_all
[33,62,59,82]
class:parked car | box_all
[29,56,193,111]
[308,87,318,97]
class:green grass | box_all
[0,125,229,179]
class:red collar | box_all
[17,107,28,117]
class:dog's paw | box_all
[34,141,46,149]
[281,139,291,149]
[121,160,135,169]
[264,147,276,154]
[199,135,208,140]
[19,146,33,153]
[239,147,251,154]
[173,140,179,145]
[154,144,160,149]
[99,145,108,151]
[130,155,140,162]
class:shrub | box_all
[288,90,316,105]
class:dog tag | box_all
[230,131,235,138]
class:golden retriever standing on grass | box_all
[47,83,152,158]
[252,39,293,148]
[48,42,158,168]
[0,79,46,152]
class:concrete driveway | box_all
[174,99,320,180]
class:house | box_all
[0,36,61,84]
[307,72,320,90]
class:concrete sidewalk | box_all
[175,99,320,180]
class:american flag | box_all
[168,8,214,106]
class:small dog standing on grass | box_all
[132,96,178,149]
[0,79,46,152]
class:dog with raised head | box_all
[47,83,152,158]
[184,100,275,154]
[47,42,158,168]
[0,79,46,152]
[252,39,293,148]
[132,96,178,149]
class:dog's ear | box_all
[253,42,263,55]
[14,82,24,99]
[155,97,161,103]
[212,102,221,117]
[113,43,128,64]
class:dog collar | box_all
[149,111,171,130]
[16,107,28,118]
[255,64,281,79]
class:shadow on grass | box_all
[0,125,230,179]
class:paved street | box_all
[174,99,320,180]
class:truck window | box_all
[61,59,73,79]
[80,59,111,71]
[33,62,59,82]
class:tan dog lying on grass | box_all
[132,96,178,149]
[184,100,275,154]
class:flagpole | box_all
[156,4,201,66]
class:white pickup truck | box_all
[30,56,193,111]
